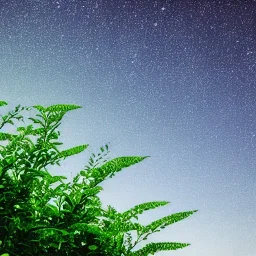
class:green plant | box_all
[0,100,198,255]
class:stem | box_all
[0,112,15,129]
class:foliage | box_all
[0,100,198,255]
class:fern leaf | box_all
[57,144,89,159]
[45,104,82,113]
[91,156,150,185]
[121,201,170,222]
[142,210,198,234]
[131,242,191,255]
[108,221,144,234]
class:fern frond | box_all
[142,210,198,234]
[121,201,170,222]
[57,144,89,159]
[89,156,150,186]
[131,242,191,255]
[45,104,82,113]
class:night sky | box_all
[1,0,256,255]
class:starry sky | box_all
[0,0,256,255]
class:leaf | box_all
[83,186,103,197]
[64,194,74,208]
[142,210,198,234]
[28,117,45,127]
[45,104,82,113]
[6,120,14,125]
[27,127,45,136]
[57,144,89,159]
[43,204,60,216]
[53,183,68,194]
[52,142,63,145]
[26,169,51,180]
[32,227,69,236]
[49,175,67,184]
[91,156,150,185]
[0,101,8,107]
[80,170,87,176]
[70,223,102,235]
[88,245,98,251]
[131,242,191,255]
[14,116,23,121]
[110,221,144,233]
[14,104,21,112]
[32,105,46,113]
[0,132,18,141]
[16,126,26,132]
[49,243,59,249]
[16,125,34,136]
[35,113,45,120]
[121,201,170,222]
[4,156,17,165]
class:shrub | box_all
[0,101,198,255]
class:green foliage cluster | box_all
[0,100,198,255]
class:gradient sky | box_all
[0,0,256,255]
